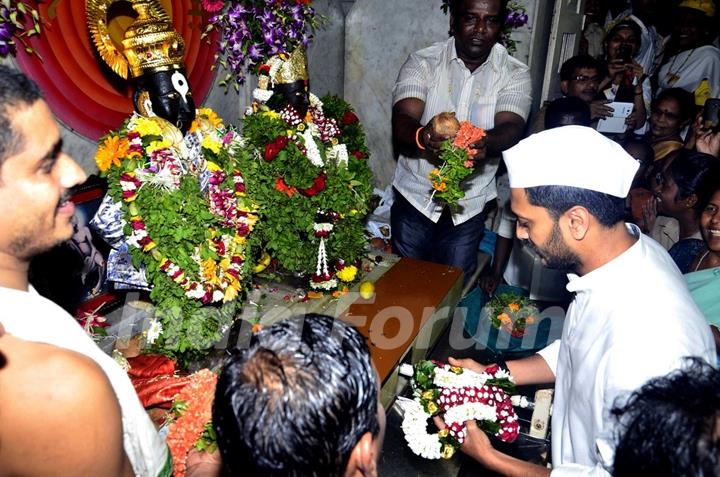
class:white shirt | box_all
[537,224,715,476]
[392,38,532,225]
[0,286,169,477]
[657,45,720,101]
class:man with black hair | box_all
[213,314,385,477]
[391,0,531,286]
[612,358,720,477]
[449,126,714,476]
[544,96,592,129]
[528,55,610,135]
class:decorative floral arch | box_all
[15,0,217,140]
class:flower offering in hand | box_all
[487,293,539,338]
[401,360,519,460]
[428,121,486,208]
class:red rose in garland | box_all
[299,173,326,197]
[264,135,289,161]
[341,111,359,126]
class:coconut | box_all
[430,112,461,137]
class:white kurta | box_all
[0,286,169,477]
[657,45,720,104]
[537,224,715,476]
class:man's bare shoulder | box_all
[0,335,131,477]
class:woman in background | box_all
[654,150,719,272]
[685,179,720,352]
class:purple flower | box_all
[247,43,262,61]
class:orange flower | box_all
[166,369,217,477]
[508,303,520,312]
[251,323,263,333]
[433,182,447,192]
[274,177,297,197]
[527,316,535,324]
[452,121,486,153]
[498,313,512,324]
[95,135,129,172]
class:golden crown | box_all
[87,0,186,79]
[269,47,309,85]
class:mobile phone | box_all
[618,44,633,63]
[703,98,720,132]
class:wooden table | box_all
[340,257,463,406]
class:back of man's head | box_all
[545,97,592,129]
[0,65,42,166]
[213,314,381,477]
[612,358,720,477]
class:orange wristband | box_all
[415,126,426,150]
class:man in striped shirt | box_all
[390,0,532,285]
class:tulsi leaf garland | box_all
[96,109,257,362]
[237,94,373,282]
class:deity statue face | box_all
[271,80,310,118]
[134,70,196,134]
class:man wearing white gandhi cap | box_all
[447,126,715,476]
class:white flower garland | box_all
[253,88,274,103]
[402,364,521,460]
[433,366,489,389]
[300,128,324,167]
[401,399,444,459]
[327,143,348,167]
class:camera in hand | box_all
[703,98,720,133]
[618,44,633,64]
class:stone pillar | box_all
[308,0,346,97]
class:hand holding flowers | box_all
[401,360,519,460]
[427,115,486,209]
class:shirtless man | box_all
[0,323,132,476]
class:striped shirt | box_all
[392,38,532,225]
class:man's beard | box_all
[523,221,582,272]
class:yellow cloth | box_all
[695,79,712,106]
[652,139,684,161]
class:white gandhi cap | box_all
[502,126,639,198]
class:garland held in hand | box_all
[402,360,519,460]
[428,121,486,209]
